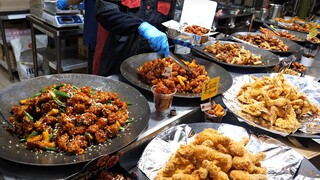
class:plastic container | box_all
[204,109,227,123]
[151,85,176,116]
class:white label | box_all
[200,102,211,111]
[162,67,172,77]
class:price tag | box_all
[309,22,318,38]
[200,102,211,111]
[201,76,220,101]
[162,67,172,77]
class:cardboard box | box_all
[0,44,3,60]
[0,0,30,12]
[78,37,89,59]
[0,44,17,70]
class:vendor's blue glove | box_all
[172,38,195,49]
[57,0,68,10]
[138,22,169,57]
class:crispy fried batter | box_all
[237,73,320,134]
[155,128,267,180]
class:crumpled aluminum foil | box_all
[222,73,320,136]
[138,124,303,180]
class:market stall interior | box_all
[0,0,320,179]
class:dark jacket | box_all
[95,0,176,76]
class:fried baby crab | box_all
[155,128,267,180]
[237,74,319,134]
[9,83,131,155]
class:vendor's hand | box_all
[138,22,169,57]
[172,38,195,49]
[57,0,68,10]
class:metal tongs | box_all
[263,23,280,36]
[0,108,13,127]
[168,52,194,74]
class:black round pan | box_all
[0,74,150,166]
[192,40,279,70]
[120,52,233,98]
[230,32,303,56]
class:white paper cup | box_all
[300,56,314,67]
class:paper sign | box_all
[200,102,212,111]
[180,0,217,29]
[201,77,220,101]
[162,67,172,77]
[309,23,318,38]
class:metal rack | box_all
[26,15,87,76]
[0,11,30,82]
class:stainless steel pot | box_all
[268,4,285,20]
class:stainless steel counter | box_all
[0,61,319,179]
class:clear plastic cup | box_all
[151,85,176,116]
[204,109,227,123]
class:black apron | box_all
[97,0,176,76]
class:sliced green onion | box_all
[31,92,42,98]
[20,130,38,142]
[54,84,64,90]
[72,85,79,90]
[43,147,58,151]
[53,89,70,98]
[22,109,34,122]
[49,129,58,140]
[125,119,135,124]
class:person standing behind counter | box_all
[94,0,176,76]
[57,0,98,74]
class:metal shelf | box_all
[0,12,29,82]
[38,47,87,72]
[26,15,85,76]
